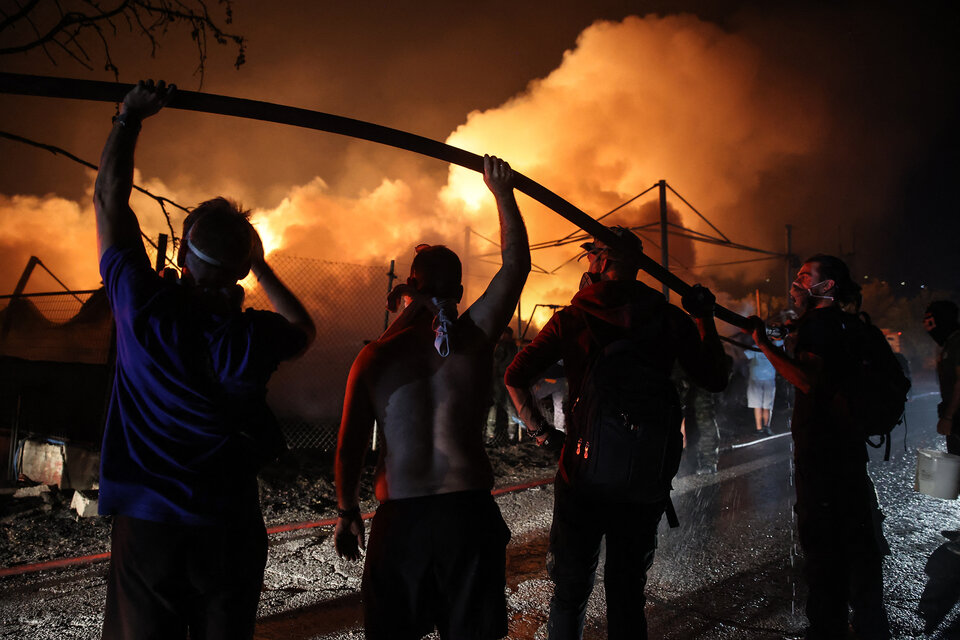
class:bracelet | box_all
[338,506,361,519]
[525,417,550,439]
[112,112,142,131]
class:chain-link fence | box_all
[243,253,391,450]
[1,253,393,452]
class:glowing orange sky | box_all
[1,2,957,311]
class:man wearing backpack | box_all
[504,227,727,640]
[748,254,892,640]
[924,300,960,455]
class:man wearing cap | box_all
[95,80,315,639]
[334,155,530,639]
[505,227,727,639]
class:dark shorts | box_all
[102,514,267,640]
[362,490,511,640]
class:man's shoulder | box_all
[943,329,960,363]
[100,245,160,303]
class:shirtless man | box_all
[335,155,530,639]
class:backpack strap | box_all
[665,496,680,528]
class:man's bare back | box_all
[357,303,496,500]
[335,154,530,561]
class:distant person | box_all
[674,364,724,475]
[744,333,781,436]
[334,156,530,639]
[95,80,315,639]
[923,300,960,454]
[504,227,728,640]
[748,254,891,640]
[487,326,520,445]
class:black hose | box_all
[0,71,750,329]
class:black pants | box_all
[794,461,890,640]
[102,514,268,640]
[547,478,666,640]
[947,433,960,456]
[362,491,511,640]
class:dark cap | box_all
[580,225,643,261]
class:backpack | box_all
[835,311,911,460]
[564,322,684,509]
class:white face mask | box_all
[803,279,834,300]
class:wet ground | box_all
[1,385,959,639]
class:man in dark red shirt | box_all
[505,227,727,640]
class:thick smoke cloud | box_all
[1,11,942,328]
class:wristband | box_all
[338,506,361,519]
[525,417,550,439]
[112,112,142,131]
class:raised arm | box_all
[334,350,375,561]
[505,313,565,447]
[250,229,316,350]
[93,80,175,260]
[748,316,820,394]
[466,155,531,340]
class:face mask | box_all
[801,279,834,300]
[431,297,458,357]
[579,271,601,290]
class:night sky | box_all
[0,1,957,317]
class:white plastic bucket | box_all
[915,449,960,500]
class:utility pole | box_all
[517,297,522,339]
[155,234,167,274]
[658,180,669,301]
[785,224,794,300]
[384,260,397,332]
[463,226,470,304]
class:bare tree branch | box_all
[0,0,43,33]
[0,0,245,86]
[0,128,190,253]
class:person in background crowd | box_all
[487,326,520,445]
[924,300,960,454]
[744,332,782,436]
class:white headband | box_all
[186,225,225,268]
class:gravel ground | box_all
[0,443,560,570]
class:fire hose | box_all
[0,71,750,330]
[0,477,555,578]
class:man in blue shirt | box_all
[95,80,315,640]
[744,335,781,436]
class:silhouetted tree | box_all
[0,0,245,84]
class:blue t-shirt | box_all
[744,342,779,381]
[99,246,306,525]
